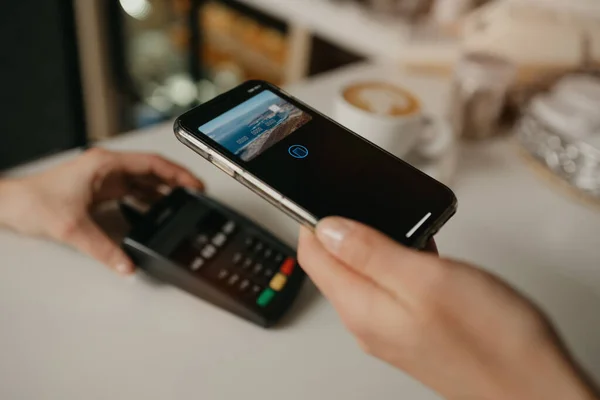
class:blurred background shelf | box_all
[237,0,460,64]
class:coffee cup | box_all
[333,81,453,159]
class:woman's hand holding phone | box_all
[298,217,598,400]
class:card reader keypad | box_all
[170,210,297,309]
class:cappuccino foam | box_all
[343,82,420,117]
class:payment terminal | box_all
[121,187,305,327]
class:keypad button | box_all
[280,257,295,275]
[201,244,217,259]
[257,288,276,307]
[244,237,254,248]
[217,269,230,281]
[251,284,262,297]
[212,232,227,247]
[222,221,236,234]
[263,248,273,259]
[263,268,275,279]
[190,257,205,271]
[269,273,287,292]
[252,263,263,275]
[242,258,253,269]
[227,274,240,286]
[194,234,209,247]
[239,279,251,292]
[274,253,284,263]
[253,242,264,253]
[232,252,243,265]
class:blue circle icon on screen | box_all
[288,145,309,159]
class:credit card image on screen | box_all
[199,90,312,162]
[175,81,457,249]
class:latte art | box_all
[342,82,420,117]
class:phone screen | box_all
[179,82,456,246]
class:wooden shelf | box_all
[204,30,285,79]
[237,0,459,65]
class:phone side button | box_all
[234,171,245,183]
[211,157,235,177]
[178,130,210,159]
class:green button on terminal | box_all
[257,288,276,307]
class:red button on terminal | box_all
[280,257,295,275]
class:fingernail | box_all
[157,184,173,196]
[316,217,353,253]
[115,263,133,275]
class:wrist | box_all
[507,339,598,400]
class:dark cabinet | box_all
[0,0,85,170]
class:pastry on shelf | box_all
[515,70,600,203]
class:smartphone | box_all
[174,80,456,248]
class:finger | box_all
[116,153,204,191]
[127,175,171,204]
[89,170,166,206]
[298,226,391,319]
[65,217,135,275]
[314,217,444,301]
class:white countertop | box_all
[1,63,599,399]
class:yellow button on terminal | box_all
[269,273,288,292]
